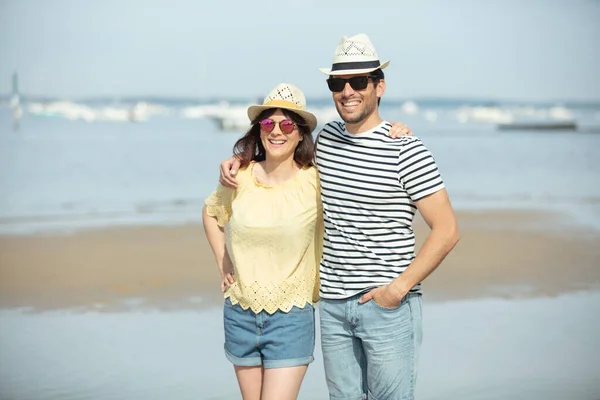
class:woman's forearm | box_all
[202,206,227,271]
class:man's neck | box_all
[345,113,384,135]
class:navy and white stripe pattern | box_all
[316,121,445,299]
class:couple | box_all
[202,34,459,400]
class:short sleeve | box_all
[397,138,445,202]
[204,184,235,227]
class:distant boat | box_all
[497,121,578,131]
[208,104,250,132]
[199,103,340,133]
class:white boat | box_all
[497,121,578,131]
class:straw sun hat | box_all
[319,33,390,76]
[247,83,318,133]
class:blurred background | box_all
[0,1,599,399]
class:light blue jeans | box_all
[319,292,423,400]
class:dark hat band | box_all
[330,60,381,71]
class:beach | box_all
[1,209,599,312]
[1,106,599,399]
[3,1,600,396]
[1,209,600,400]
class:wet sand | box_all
[1,209,599,311]
[2,293,599,399]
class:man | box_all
[220,34,459,399]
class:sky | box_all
[1,0,599,101]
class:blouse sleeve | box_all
[204,184,235,227]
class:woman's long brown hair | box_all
[233,108,315,169]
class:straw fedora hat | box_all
[319,33,390,76]
[248,83,317,132]
[247,83,318,132]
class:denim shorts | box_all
[320,292,423,400]
[223,297,315,369]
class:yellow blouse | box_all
[205,162,323,314]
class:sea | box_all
[1,97,599,399]
[1,97,600,235]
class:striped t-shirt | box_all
[315,120,445,300]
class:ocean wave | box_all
[25,101,172,123]
[7,98,598,130]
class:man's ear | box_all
[376,79,386,98]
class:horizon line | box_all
[2,93,600,105]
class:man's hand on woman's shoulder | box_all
[388,121,413,138]
[219,157,242,188]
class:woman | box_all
[202,83,322,400]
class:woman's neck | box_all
[258,156,299,186]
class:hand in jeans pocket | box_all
[359,284,405,309]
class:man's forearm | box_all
[390,225,459,296]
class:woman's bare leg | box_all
[261,365,308,400]
[234,365,263,400]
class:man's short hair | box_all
[371,69,385,81]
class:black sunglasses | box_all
[326,75,379,93]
